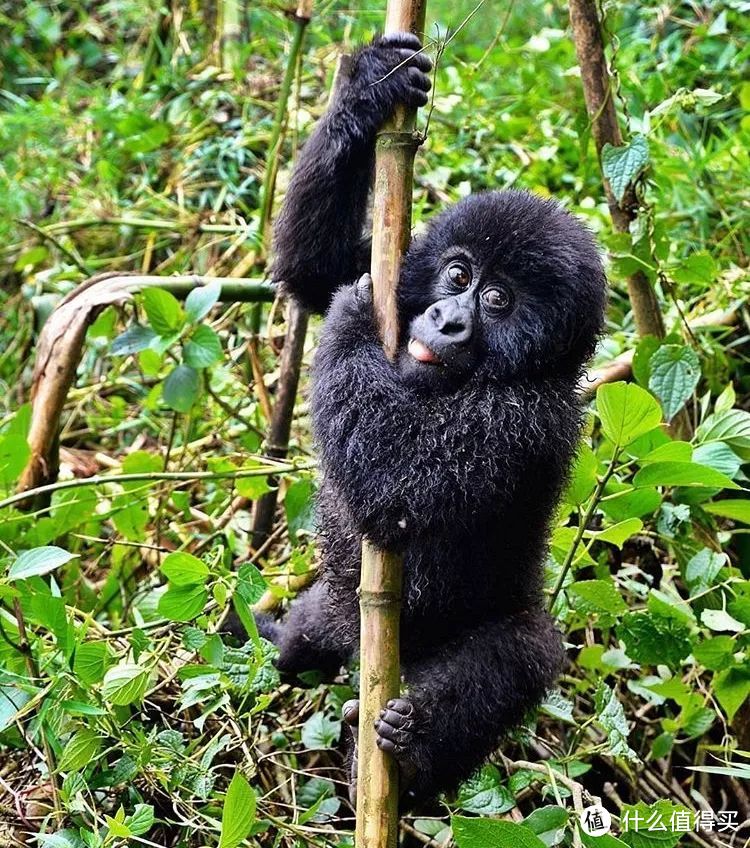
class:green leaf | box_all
[456,764,515,815]
[696,409,750,461]
[619,800,691,847]
[671,252,716,286]
[565,445,598,505]
[126,804,155,837]
[160,551,210,586]
[685,548,727,593]
[704,499,750,524]
[74,641,115,685]
[701,609,745,633]
[184,324,223,369]
[0,433,31,487]
[452,817,547,848]
[163,364,201,413]
[58,728,102,772]
[693,442,741,478]
[285,478,315,541]
[523,805,568,846]
[158,584,208,622]
[301,712,341,750]
[569,580,627,616]
[714,667,750,721]
[594,682,637,760]
[8,546,78,580]
[101,663,150,706]
[693,636,736,671]
[219,772,256,848]
[597,383,663,447]
[236,563,268,605]
[633,462,739,490]
[0,684,35,732]
[37,832,86,848]
[617,612,694,668]
[185,282,222,323]
[648,344,700,421]
[585,518,643,548]
[141,287,184,336]
[581,832,629,848]
[631,335,661,387]
[601,135,649,202]
[111,325,158,356]
[122,122,170,153]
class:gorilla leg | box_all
[344,610,563,804]
[265,581,349,678]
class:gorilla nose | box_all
[428,299,473,343]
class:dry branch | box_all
[17,273,273,502]
[356,2,427,846]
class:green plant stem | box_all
[258,6,313,243]
[0,462,311,513]
[549,450,620,608]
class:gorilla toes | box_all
[374,697,416,758]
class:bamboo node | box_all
[375,131,419,150]
[358,590,402,606]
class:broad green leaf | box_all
[236,472,273,499]
[685,548,727,593]
[8,546,78,580]
[671,251,717,286]
[695,408,750,460]
[219,772,256,848]
[704,500,750,524]
[101,663,150,706]
[601,134,649,202]
[693,636,736,671]
[633,462,739,490]
[456,764,514,815]
[693,442,741,478]
[236,563,268,605]
[631,334,661,387]
[523,805,568,846]
[585,518,642,548]
[301,712,341,750]
[600,487,661,522]
[58,728,102,772]
[297,777,340,824]
[619,801,691,847]
[126,804,155,836]
[141,287,184,336]
[122,122,170,153]
[0,433,30,487]
[160,551,209,586]
[714,668,750,721]
[158,584,208,622]
[184,324,223,369]
[36,832,86,848]
[111,325,158,356]
[74,641,115,685]
[701,609,745,633]
[452,816,547,848]
[185,282,221,323]
[648,344,700,421]
[162,364,201,413]
[597,383,662,447]
[285,478,315,541]
[617,612,694,668]
[640,441,692,463]
[581,832,629,848]
[569,580,627,616]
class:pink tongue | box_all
[408,338,440,364]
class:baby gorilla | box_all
[263,32,607,804]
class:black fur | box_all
[266,32,607,803]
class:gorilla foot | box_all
[341,697,418,807]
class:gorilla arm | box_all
[311,282,578,550]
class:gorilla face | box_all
[397,190,607,389]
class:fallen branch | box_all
[17,272,273,502]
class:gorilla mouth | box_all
[408,338,443,365]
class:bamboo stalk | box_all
[258,0,315,247]
[568,0,665,341]
[356,2,427,846]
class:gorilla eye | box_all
[446,262,471,288]
[482,285,513,316]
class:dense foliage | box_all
[0,0,749,846]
